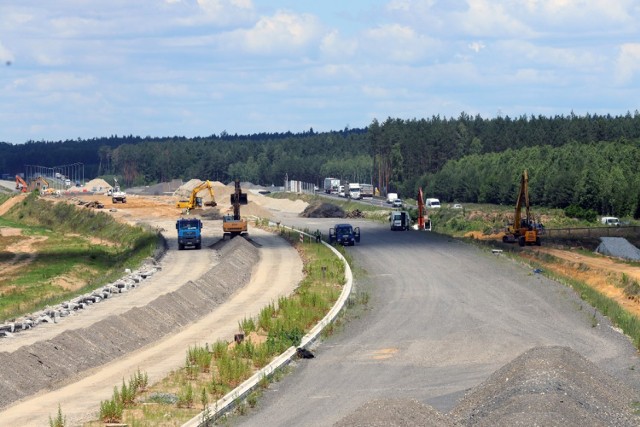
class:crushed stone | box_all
[334,346,640,427]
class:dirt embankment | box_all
[0,236,258,411]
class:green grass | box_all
[0,193,159,321]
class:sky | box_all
[1,0,639,144]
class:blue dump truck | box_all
[176,217,203,250]
[329,223,361,246]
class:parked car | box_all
[392,198,403,208]
[329,223,361,246]
[601,216,620,226]
[453,203,463,209]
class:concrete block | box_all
[0,323,15,333]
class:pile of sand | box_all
[173,180,308,217]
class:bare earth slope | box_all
[0,194,304,426]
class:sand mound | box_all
[84,178,112,192]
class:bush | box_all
[564,205,597,222]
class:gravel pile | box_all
[0,237,259,410]
[595,237,640,261]
[334,346,640,427]
[334,399,453,427]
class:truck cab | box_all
[390,211,410,230]
[329,223,361,246]
[176,218,203,250]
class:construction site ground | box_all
[1,184,640,425]
[0,184,308,426]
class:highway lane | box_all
[230,216,640,426]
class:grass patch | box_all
[0,193,159,321]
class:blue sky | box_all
[1,0,639,144]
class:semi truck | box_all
[176,217,203,250]
[360,183,374,198]
[346,183,362,199]
[323,177,341,194]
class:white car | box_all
[392,199,403,208]
[453,204,463,209]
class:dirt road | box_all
[0,194,304,426]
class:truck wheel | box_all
[196,243,201,250]
[535,237,541,246]
[518,236,525,247]
[178,244,184,250]
[112,198,117,203]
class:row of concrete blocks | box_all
[0,267,160,338]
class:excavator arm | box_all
[504,170,540,246]
[222,179,248,238]
[176,180,217,209]
[15,175,28,192]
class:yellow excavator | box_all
[222,179,248,239]
[176,180,217,210]
[502,170,541,247]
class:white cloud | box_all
[225,11,324,55]
[362,24,439,63]
[468,41,485,53]
[615,43,640,84]
[145,83,191,97]
[320,30,358,59]
[24,72,96,92]
[0,41,14,62]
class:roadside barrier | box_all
[181,225,353,427]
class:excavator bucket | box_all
[230,193,248,205]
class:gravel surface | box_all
[0,236,258,410]
[333,346,639,427]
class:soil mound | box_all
[300,201,345,218]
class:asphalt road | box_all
[229,216,640,426]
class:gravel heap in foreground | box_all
[0,237,258,410]
[335,346,639,427]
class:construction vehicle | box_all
[503,170,541,247]
[176,180,216,210]
[15,175,28,193]
[222,179,248,239]
[110,178,127,204]
[176,217,203,250]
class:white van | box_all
[426,198,441,208]
[601,217,620,226]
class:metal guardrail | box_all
[543,225,640,239]
[181,225,353,427]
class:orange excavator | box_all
[417,187,426,230]
[502,170,541,246]
[15,175,28,193]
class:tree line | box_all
[3,111,640,216]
